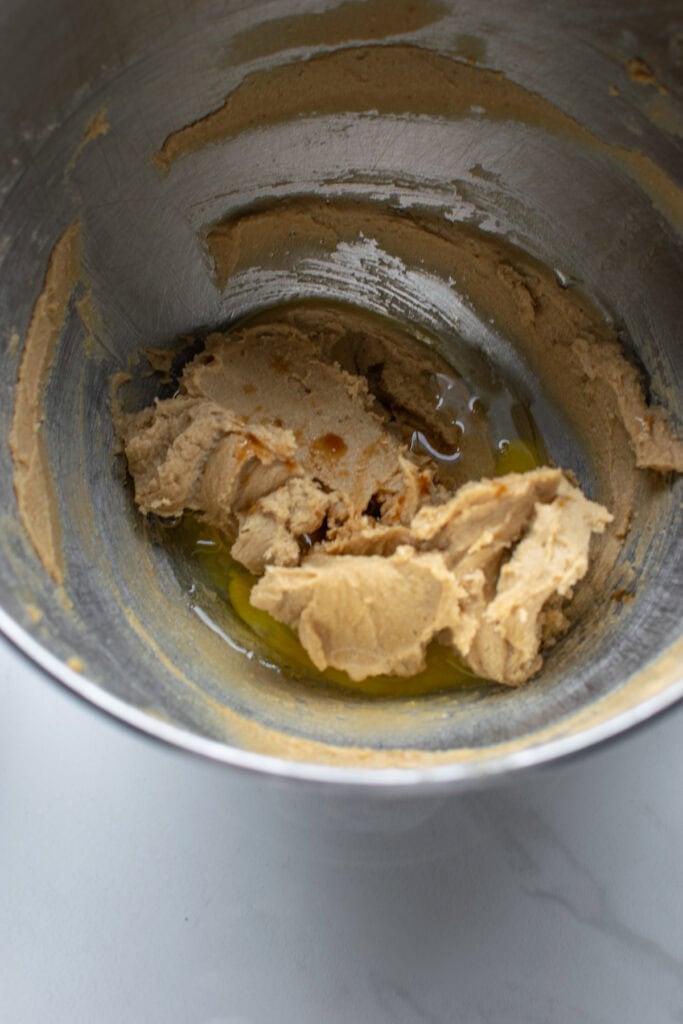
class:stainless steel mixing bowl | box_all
[1,0,681,790]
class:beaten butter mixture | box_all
[116,303,612,687]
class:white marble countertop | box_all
[2,635,682,1024]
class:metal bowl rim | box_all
[3,605,681,791]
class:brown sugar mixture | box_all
[116,301,618,688]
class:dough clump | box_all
[117,312,613,686]
[252,469,611,684]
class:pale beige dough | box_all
[118,320,442,575]
[252,469,611,684]
[571,336,683,473]
[117,312,617,685]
